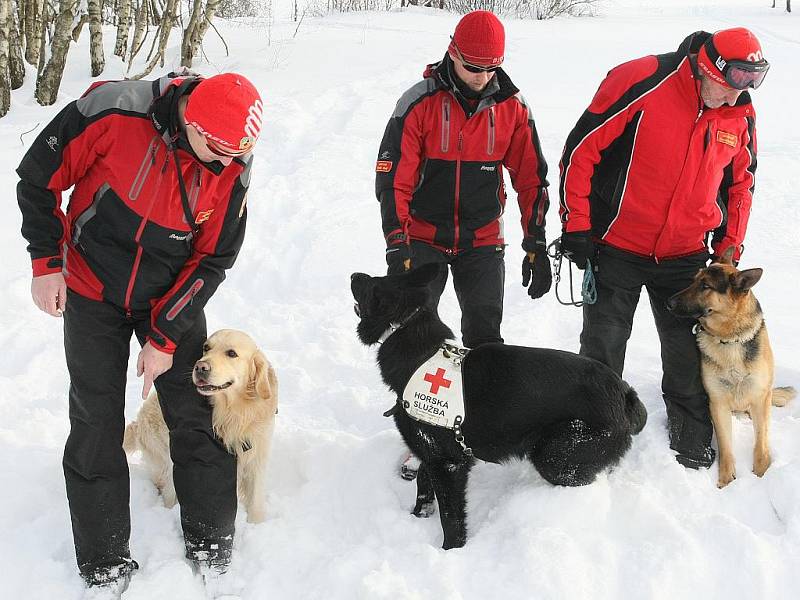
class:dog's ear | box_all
[732,268,763,292]
[250,350,273,400]
[718,246,737,265]
[401,263,443,288]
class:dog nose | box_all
[194,361,211,378]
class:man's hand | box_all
[137,342,174,400]
[386,243,412,274]
[560,231,594,270]
[31,272,67,317]
[521,250,552,299]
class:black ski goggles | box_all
[702,41,770,90]
[450,37,502,73]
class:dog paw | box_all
[412,501,435,518]
[717,471,736,488]
[753,454,771,477]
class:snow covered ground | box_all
[1,1,799,598]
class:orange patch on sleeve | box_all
[376,160,393,173]
[716,131,738,148]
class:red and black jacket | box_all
[559,31,757,261]
[376,56,549,254]
[17,75,252,353]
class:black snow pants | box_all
[389,241,506,348]
[62,290,237,584]
[579,245,715,468]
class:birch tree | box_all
[88,0,103,75]
[24,0,43,66]
[1,0,10,117]
[35,0,78,105]
[114,0,131,57]
[181,0,222,68]
[9,0,24,88]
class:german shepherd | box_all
[667,247,795,487]
[351,264,647,549]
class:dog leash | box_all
[547,239,597,307]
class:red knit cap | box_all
[184,73,263,154]
[448,11,505,67]
[697,28,764,88]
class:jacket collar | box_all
[425,54,519,105]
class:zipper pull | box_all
[695,108,703,123]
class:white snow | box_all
[1,1,799,598]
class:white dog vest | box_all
[401,343,469,429]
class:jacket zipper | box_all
[123,151,170,313]
[487,108,496,155]
[129,137,159,200]
[441,96,451,153]
[452,131,463,254]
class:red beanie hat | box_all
[697,27,764,87]
[448,11,505,67]
[184,73,263,154]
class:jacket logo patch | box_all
[480,165,496,172]
[716,131,738,148]
[376,160,393,173]
[195,209,214,224]
[46,136,58,151]
[170,233,190,241]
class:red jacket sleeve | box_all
[16,101,111,275]
[504,94,549,249]
[559,57,659,234]
[711,114,757,261]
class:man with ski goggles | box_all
[559,27,768,472]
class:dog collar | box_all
[693,316,764,345]
[377,307,422,344]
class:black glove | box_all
[560,230,594,270]
[521,242,552,299]
[386,242,411,274]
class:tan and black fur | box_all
[123,329,278,522]
[668,247,795,487]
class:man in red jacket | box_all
[376,10,551,479]
[17,72,262,592]
[559,28,768,468]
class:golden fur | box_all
[669,248,795,487]
[123,329,278,522]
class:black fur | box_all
[351,264,647,549]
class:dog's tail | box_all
[772,386,797,407]
[623,383,647,435]
[122,421,139,455]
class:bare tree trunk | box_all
[9,0,24,88]
[128,0,176,80]
[35,0,78,105]
[88,0,103,75]
[127,0,148,66]
[1,0,10,117]
[114,0,130,56]
[24,0,42,65]
[71,13,87,41]
[181,0,221,68]
[180,0,201,67]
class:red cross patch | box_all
[424,368,452,394]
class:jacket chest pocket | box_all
[128,136,160,201]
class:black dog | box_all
[351,264,647,549]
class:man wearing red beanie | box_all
[16,71,262,594]
[559,28,768,470]
[375,10,551,480]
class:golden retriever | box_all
[123,329,278,522]
[668,248,795,487]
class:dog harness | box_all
[401,343,473,455]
